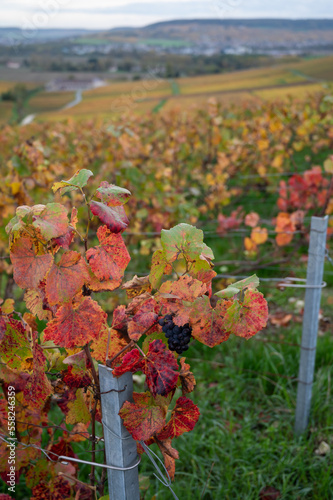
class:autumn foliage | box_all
[0,169,268,497]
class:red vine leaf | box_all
[86,225,130,283]
[45,251,89,305]
[143,340,179,397]
[157,396,200,441]
[221,289,268,339]
[71,207,78,228]
[275,212,295,246]
[62,366,91,390]
[189,267,217,285]
[119,392,168,441]
[85,265,122,293]
[0,365,29,393]
[126,292,151,315]
[179,358,196,395]
[89,201,129,233]
[218,208,243,234]
[48,439,76,462]
[155,438,179,481]
[24,282,54,321]
[112,348,143,375]
[0,317,6,342]
[96,181,131,206]
[10,237,53,290]
[190,296,231,347]
[157,275,207,326]
[52,228,75,250]
[113,340,179,397]
[111,305,128,332]
[90,326,129,365]
[43,296,107,348]
[31,476,72,500]
[23,337,52,409]
[128,298,159,341]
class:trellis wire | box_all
[0,433,179,500]
[326,248,333,267]
[0,434,140,471]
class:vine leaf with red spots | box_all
[113,339,179,397]
[43,296,107,349]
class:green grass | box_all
[140,38,191,48]
[152,98,168,113]
[171,80,180,96]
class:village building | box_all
[45,77,105,92]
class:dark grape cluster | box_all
[159,314,192,355]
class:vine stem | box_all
[89,399,98,499]
[84,344,99,388]
[320,172,333,216]
[83,344,99,499]
[57,472,96,492]
[200,461,215,499]
[135,343,146,358]
[106,340,135,368]
[97,449,107,497]
[106,312,161,367]
[80,188,92,252]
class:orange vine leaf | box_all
[10,237,53,290]
[86,225,130,282]
[190,296,231,347]
[157,396,200,441]
[43,296,107,348]
[119,392,168,441]
[222,289,268,339]
[45,251,89,305]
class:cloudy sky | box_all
[0,0,332,30]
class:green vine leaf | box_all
[52,169,94,195]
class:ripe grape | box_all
[159,315,192,354]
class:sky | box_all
[0,0,333,30]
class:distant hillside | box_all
[1,19,333,59]
[103,19,333,55]
[107,18,333,42]
[0,28,97,45]
[144,19,333,31]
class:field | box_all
[1,55,332,124]
[5,55,327,123]
[0,58,333,500]
[0,101,13,124]
[26,91,75,114]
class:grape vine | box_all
[0,167,268,499]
